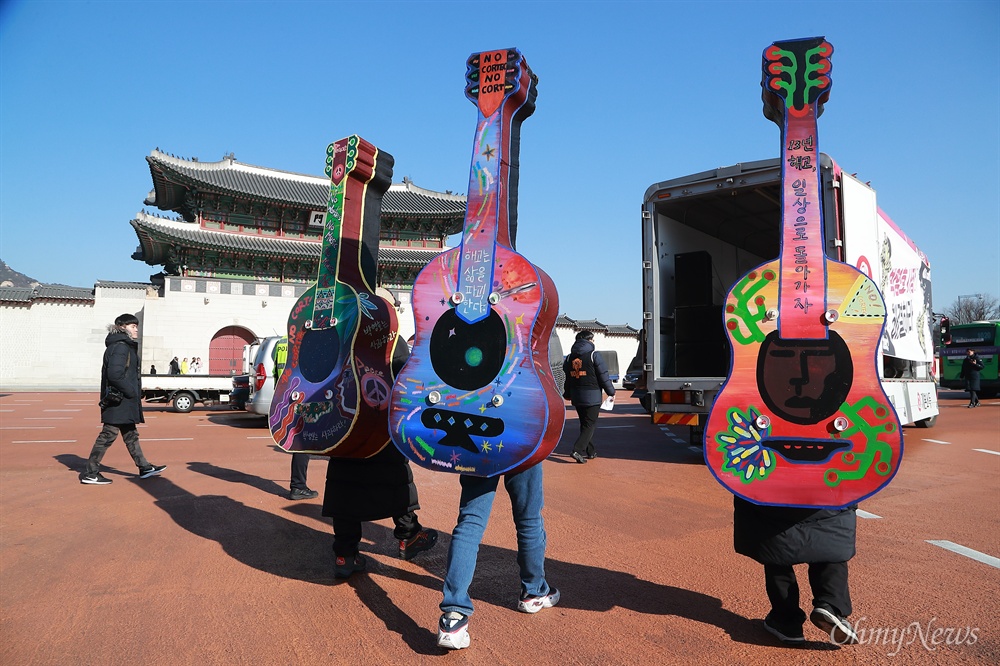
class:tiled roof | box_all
[131,211,444,266]
[573,319,606,331]
[0,284,95,303]
[145,150,467,220]
[95,280,154,290]
[556,314,577,327]
[605,324,640,336]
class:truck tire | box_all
[173,392,195,413]
[914,414,937,428]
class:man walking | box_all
[80,313,166,485]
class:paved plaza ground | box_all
[1,391,998,665]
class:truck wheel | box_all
[173,392,195,413]
[915,414,937,428]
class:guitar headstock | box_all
[325,135,360,184]
[465,48,538,118]
[762,37,833,123]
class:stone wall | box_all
[0,278,634,390]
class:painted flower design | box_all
[716,406,777,483]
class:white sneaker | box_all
[517,587,560,614]
[437,612,470,650]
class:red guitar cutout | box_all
[269,135,400,457]
[704,37,903,508]
[388,48,564,477]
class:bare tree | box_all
[945,293,1000,324]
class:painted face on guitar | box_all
[704,37,903,508]
[757,330,853,427]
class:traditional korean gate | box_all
[208,326,255,375]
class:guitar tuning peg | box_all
[428,391,442,405]
[491,395,504,407]
[833,416,850,432]
[754,414,771,430]
[450,292,464,305]
[488,292,500,304]
[824,309,840,324]
[765,308,779,321]
[304,320,313,330]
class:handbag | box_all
[100,343,131,409]
[100,386,125,409]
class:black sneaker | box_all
[810,607,859,645]
[334,553,367,579]
[763,614,805,645]
[138,465,166,479]
[586,452,597,459]
[288,487,319,500]
[80,472,112,485]
[399,528,438,560]
[571,452,587,464]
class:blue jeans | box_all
[441,463,551,617]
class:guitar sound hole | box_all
[756,330,853,425]
[299,327,341,384]
[430,309,506,391]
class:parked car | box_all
[230,374,250,410]
[246,335,286,417]
[623,370,641,391]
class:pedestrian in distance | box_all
[733,497,860,646]
[80,313,166,485]
[562,330,616,463]
[960,348,984,407]
[436,463,560,650]
[269,338,321,502]
[149,365,157,375]
[288,453,318,501]
[169,357,180,375]
[180,357,189,374]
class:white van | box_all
[246,335,286,417]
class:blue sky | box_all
[1,0,997,327]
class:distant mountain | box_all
[0,260,41,288]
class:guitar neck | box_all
[764,38,834,340]
[777,106,827,339]
[312,136,393,327]
[454,48,537,324]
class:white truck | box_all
[140,374,234,412]
[640,154,938,444]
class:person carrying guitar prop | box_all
[395,49,562,650]
[324,322,437,579]
[269,135,438,578]
[727,38,867,647]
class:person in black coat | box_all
[734,497,859,646]
[562,330,616,463]
[321,335,437,579]
[80,314,166,485]
[960,348,985,407]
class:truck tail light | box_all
[658,390,688,404]
[254,363,266,391]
